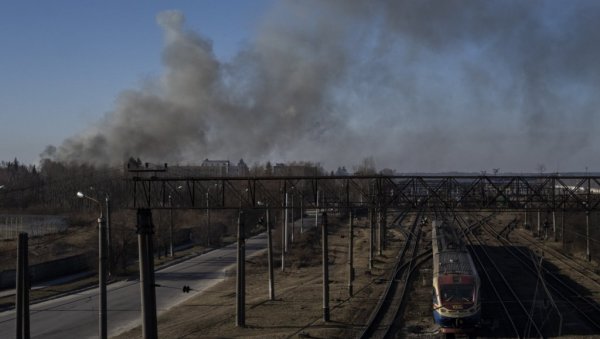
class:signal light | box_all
[182,285,191,293]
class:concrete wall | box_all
[0,253,92,290]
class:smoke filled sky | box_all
[2,0,600,173]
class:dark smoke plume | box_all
[44,1,600,172]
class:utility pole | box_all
[315,189,319,229]
[99,211,107,339]
[169,194,174,257]
[382,208,387,251]
[586,209,591,262]
[281,189,286,271]
[300,198,304,234]
[23,233,29,339]
[16,232,29,339]
[206,190,210,247]
[524,205,528,230]
[537,209,541,238]
[284,191,288,253]
[321,212,330,322]
[236,210,246,327]
[377,205,383,256]
[16,233,22,339]
[369,206,374,270]
[106,195,112,276]
[291,190,295,243]
[137,209,157,339]
[561,207,565,248]
[266,207,274,300]
[552,209,557,242]
[347,209,354,297]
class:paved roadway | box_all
[0,233,267,338]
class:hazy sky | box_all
[2,1,600,173]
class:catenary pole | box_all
[322,212,330,322]
[236,210,246,327]
[266,207,274,300]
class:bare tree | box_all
[353,156,376,175]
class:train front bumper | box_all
[433,309,480,331]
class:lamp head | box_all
[76,192,85,199]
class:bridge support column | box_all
[137,209,157,339]
[16,232,29,339]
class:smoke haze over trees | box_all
[43,0,600,172]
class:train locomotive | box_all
[432,219,481,333]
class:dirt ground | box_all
[115,214,405,339]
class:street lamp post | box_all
[105,194,112,276]
[76,191,107,339]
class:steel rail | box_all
[451,212,521,338]
[481,220,600,332]
[358,210,423,339]
[505,226,600,289]
[454,212,544,338]
[381,219,424,338]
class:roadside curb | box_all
[0,244,215,313]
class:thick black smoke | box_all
[44,1,600,172]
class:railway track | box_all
[359,209,600,338]
[359,210,431,339]
[479,218,600,336]
[453,212,545,338]
[502,223,600,291]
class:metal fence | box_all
[0,215,68,239]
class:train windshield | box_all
[440,284,474,302]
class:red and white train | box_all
[432,219,481,333]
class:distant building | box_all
[201,159,231,176]
[198,158,250,177]
[235,159,249,176]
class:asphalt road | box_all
[0,232,267,338]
